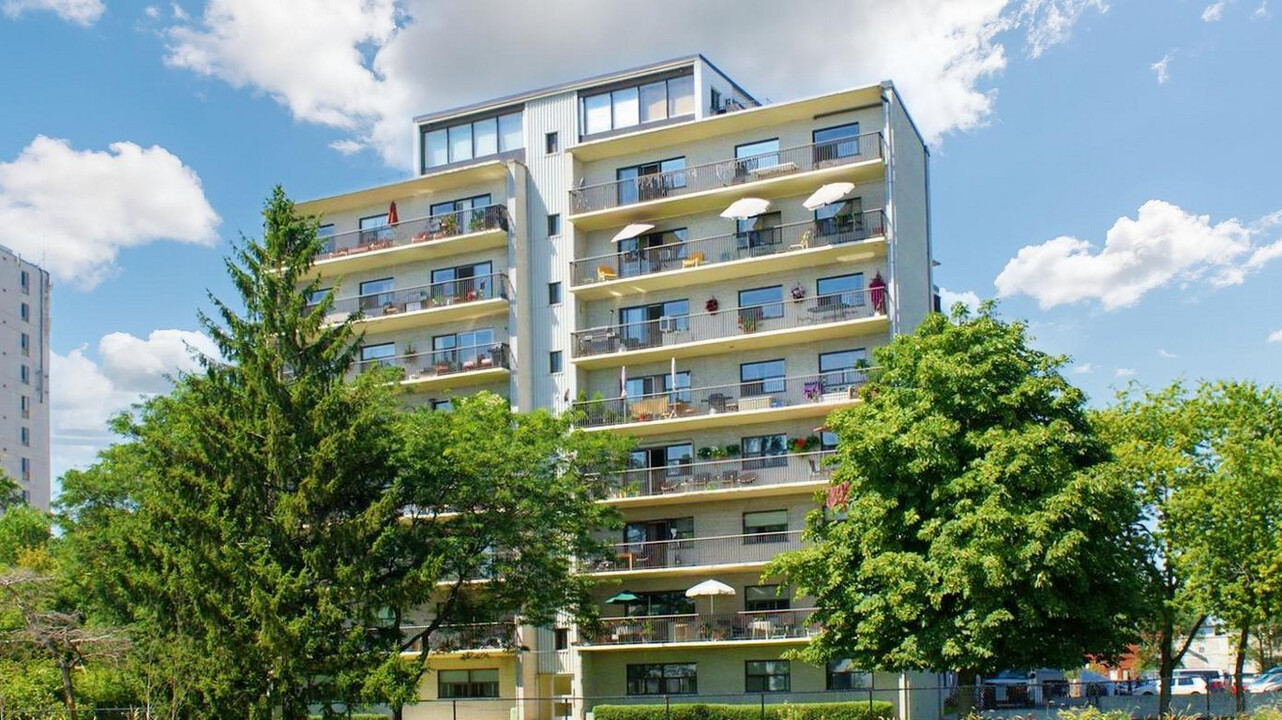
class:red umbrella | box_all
[387,201,399,225]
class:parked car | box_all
[1175,669,1228,692]
[1248,672,1282,694]
[1135,676,1208,696]
[981,669,1069,707]
[1078,669,1116,696]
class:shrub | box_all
[593,700,894,720]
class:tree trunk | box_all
[956,669,979,717]
[1235,625,1249,715]
[1158,616,1174,719]
[58,656,79,720]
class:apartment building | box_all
[296,55,937,720]
[0,247,51,510]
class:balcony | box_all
[329,273,511,332]
[402,621,516,654]
[312,205,509,278]
[354,342,511,393]
[574,371,868,435]
[567,133,884,229]
[580,608,818,649]
[584,531,803,578]
[571,212,886,299]
[571,291,888,369]
[604,452,833,507]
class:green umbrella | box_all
[605,591,641,604]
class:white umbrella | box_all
[686,579,736,615]
[612,223,655,243]
[669,357,677,398]
[620,365,628,398]
[720,197,771,220]
[803,182,856,210]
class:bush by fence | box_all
[592,700,896,720]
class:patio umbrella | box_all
[387,201,399,225]
[802,182,855,210]
[605,591,641,605]
[685,579,735,615]
[669,357,677,398]
[720,197,771,220]
[612,223,655,243]
[620,365,628,398]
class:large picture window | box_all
[438,669,500,699]
[421,111,523,171]
[581,73,695,136]
[627,663,697,696]
[827,660,871,691]
[742,434,788,470]
[743,510,789,544]
[817,273,864,308]
[740,359,785,396]
[616,157,686,205]
[745,661,791,693]
[814,123,861,163]
[745,585,790,612]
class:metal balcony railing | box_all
[571,289,887,359]
[603,451,835,500]
[584,530,803,573]
[583,608,820,646]
[572,211,886,286]
[574,370,871,428]
[402,621,516,653]
[569,133,884,214]
[316,205,509,262]
[330,272,511,319]
[354,342,511,380]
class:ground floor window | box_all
[746,660,791,692]
[826,660,871,690]
[439,668,500,698]
[627,663,697,695]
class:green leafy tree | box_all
[1094,383,1214,715]
[768,304,1144,712]
[1168,381,1282,709]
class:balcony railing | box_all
[604,451,834,500]
[584,530,803,573]
[572,212,886,286]
[583,608,819,646]
[569,133,883,214]
[574,371,870,428]
[330,273,511,319]
[402,621,516,653]
[354,342,511,380]
[572,289,887,359]
[316,205,509,262]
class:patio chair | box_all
[682,251,706,269]
[597,265,618,281]
[789,229,813,251]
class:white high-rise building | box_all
[0,246,51,509]
[297,55,938,720]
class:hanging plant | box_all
[791,284,807,301]
[705,297,719,313]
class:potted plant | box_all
[439,214,459,236]
[705,297,719,314]
[405,343,420,363]
[790,284,807,301]
[723,444,741,458]
[739,313,759,333]
[469,212,487,233]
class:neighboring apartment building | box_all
[0,247,51,510]
[296,55,937,720]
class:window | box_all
[20,332,29,357]
[431,261,494,302]
[736,212,783,254]
[20,365,29,384]
[746,661,791,693]
[421,111,523,171]
[710,87,722,114]
[554,628,569,650]
[432,328,495,371]
[743,510,789,543]
[545,131,559,154]
[430,193,493,234]
[618,227,687,277]
[627,443,695,490]
[745,585,790,612]
[625,371,690,403]
[360,343,396,369]
[317,224,336,254]
[20,395,30,420]
[735,138,780,177]
[306,287,331,307]
[627,663,697,696]
[819,349,868,391]
[20,270,29,294]
[547,213,562,237]
[620,590,695,617]
[624,517,693,546]
[580,73,694,136]
[20,427,29,446]
[548,282,562,305]
[358,277,395,312]
[619,299,688,348]
[430,398,454,412]
[20,303,29,322]
[20,457,30,482]
[616,157,686,205]
[549,351,563,374]
[742,433,787,469]
[827,660,871,691]
[817,273,865,308]
[814,123,861,163]
[738,285,784,328]
[438,669,500,699]
[740,359,785,397]
[815,197,863,238]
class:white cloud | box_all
[1268,329,1282,343]
[144,4,159,18]
[328,139,364,156]
[0,136,221,290]
[1202,1,1226,20]
[1115,368,1136,379]
[161,0,1106,166]
[939,287,983,313]
[170,1,186,19]
[1151,51,1175,84]
[1071,362,1093,375]
[995,200,1282,310]
[1,0,103,25]
[1254,1,1270,19]
[52,329,214,480]
[1158,349,1177,358]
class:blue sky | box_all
[0,0,1278,485]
